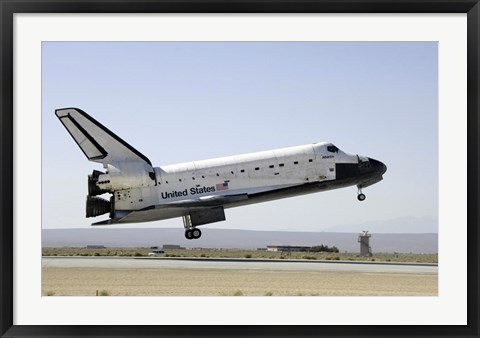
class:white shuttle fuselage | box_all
[56,108,387,240]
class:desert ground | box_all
[42,267,437,296]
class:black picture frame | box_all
[1,1,479,337]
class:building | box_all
[266,245,311,252]
[358,231,373,257]
[162,244,185,250]
[86,245,105,249]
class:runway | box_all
[42,256,438,296]
[42,256,437,274]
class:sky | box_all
[42,42,438,232]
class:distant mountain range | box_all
[324,216,438,233]
[42,226,438,254]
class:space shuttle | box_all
[55,108,387,240]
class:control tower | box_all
[358,231,372,257]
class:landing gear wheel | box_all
[357,193,366,201]
[185,229,193,240]
[185,228,201,240]
[192,228,202,239]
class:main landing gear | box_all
[183,214,202,240]
[357,188,366,201]
[185,228,202,240]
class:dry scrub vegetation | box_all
[42,247,437,263]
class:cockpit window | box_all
[327,145,339,153]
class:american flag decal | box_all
[216,182,229,191]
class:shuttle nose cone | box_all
[368,158,387,175]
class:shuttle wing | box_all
[159,193,249,208]
[92,194,249,225]
[55,108,152,167]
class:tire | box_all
[192,228,202,239]
[357,193,366,201]
[185,229,193,240]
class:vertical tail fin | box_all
[55,108,152,167]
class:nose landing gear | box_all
[357,188,366,201]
